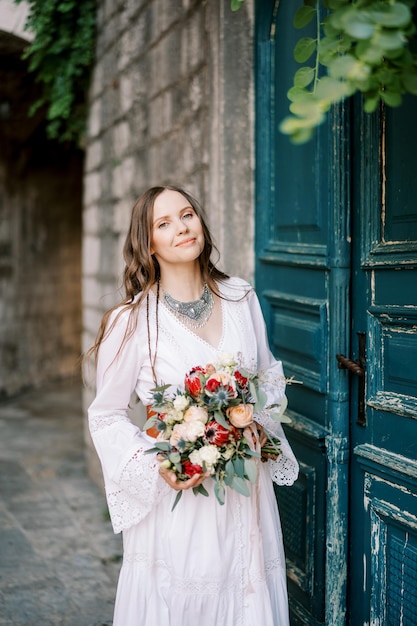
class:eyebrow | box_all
[153,205,194,225]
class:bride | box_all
[87,185,298,625]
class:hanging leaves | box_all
[280,0,417,143]
[15,0,96,143]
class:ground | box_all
[0,380,121,625]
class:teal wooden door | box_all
[348,99,417,625]
[256,1,348,624]
[255,2,417,625]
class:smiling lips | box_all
[176,237,196,247]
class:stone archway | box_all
[0,2,83,395]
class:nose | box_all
[176,217,189,234]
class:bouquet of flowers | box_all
[144,353,289,509]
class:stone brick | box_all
[87,98,102,139]
[114,198,134,235]
[82,277,105,309]
[112,121,131,159]
[159,28,182,92]
[130,5,153,57]
[120,73,133,115]
[83,171,102,207]
[85,140,103,173]
[82,235,101,276]
[182,5,205,75]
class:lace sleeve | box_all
[88,306,170,533]
[89,412,170,533]
[247,290,299,486]
[255,409,299,486]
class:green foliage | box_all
[231,0,246,11]
[233,0,417,144]
[15,0,96,143]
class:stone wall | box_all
[0,145,83,396]
[82,0,254,482]
[0,30,83,397]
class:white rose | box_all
[189,449,203,467]
[164,408,183,426]
[217,352,236,367]
[184,420,205,442]
[173,394,190,411]
[198,444,221,471]
[183,406,209,424]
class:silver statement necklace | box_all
[163,283,214,328]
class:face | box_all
[150,189,205,269]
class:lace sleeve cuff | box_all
[255,409,299,487]
[89,412,170,533]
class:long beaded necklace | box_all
[162,283,214,329]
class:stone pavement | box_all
[0,380,122,626]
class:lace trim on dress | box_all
[255,409,299,486]
[89,412,131,433]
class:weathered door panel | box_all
[349,99,417,625]
[256,1,349,624]
[256,2,417,625]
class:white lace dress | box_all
[88,277,298,626]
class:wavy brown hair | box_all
[85,185,229,366]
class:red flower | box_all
[205,378,221,393]
[234,370,249,389]
[182,460,203,476]
[185,367,205,398]
[203,420,232,446]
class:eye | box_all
[183,211,194,220]
[157,221,168,229]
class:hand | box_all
[159,465,210,491]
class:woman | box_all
[87,185,298,626]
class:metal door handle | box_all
[336,332,366,427]
[336,354,364,376]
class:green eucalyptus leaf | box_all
[214,410,231,430]
[171,491,183,511]
[294,66,316,88]
[154,441,171,451]
[214,481,226,504]
[294,37,317,63]
[232,476,251,497]
[244,458,258,483]
[224,459,234,486]
[193,483,209,497]
[254,388,268,413]
[294,5,316,29]
[233,456,245,478]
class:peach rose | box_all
[226,403,254,428]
